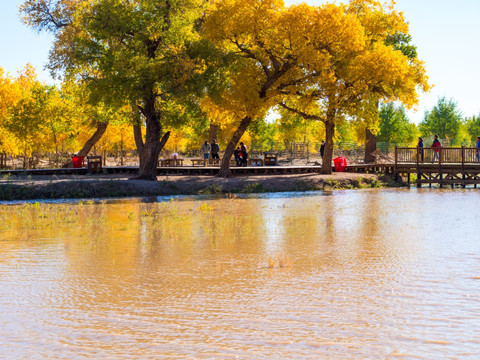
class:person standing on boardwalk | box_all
[240,142,248,166]
[417,137,424,162]
[431,135,441,162]
[476,136,480,162]
[320,140,325,160]
[201,140,211,160]
[234,146,242,166]
[211,139,220,165]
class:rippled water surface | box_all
[1,189,480,359]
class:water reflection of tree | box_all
[260,195,342,270]
[356,191,383,263]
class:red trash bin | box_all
[333,157,347,172]
[72,156,85,168]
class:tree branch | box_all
[279,102,323,121]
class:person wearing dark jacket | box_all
[234,147,241,166]
[211,139,220,165]
[240,142,248,166]
[417,137,424,162]
[476,136,480,163]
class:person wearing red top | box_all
[239,142,248,166]
[431,135,441,163]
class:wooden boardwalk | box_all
[5,147,479,189]
[395,146,480,188]
[0,163,389,177]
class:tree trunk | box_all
[208,123,219,143]
[364,127,377,163]
[134,130,170,180]
[136,94,171,180]
[55,143,59,168]
[217,116,252,178]
[133,122,145,169]
[138,116,161,180]
[320,118,335,174]
[62,122,108,168]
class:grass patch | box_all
[369,178,383,188]
[241,182,266,193]
[324,179,342,189]
[197,184,223,195]
[292,180,318,192]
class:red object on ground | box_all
[333,157,347,172]
[72,156,85,168]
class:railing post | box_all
[416,146,420,188]
[290,142,293,165]
[394,146,398,178]
[462,145,466,188]
[439,147,443,188]
[306,141,310,165]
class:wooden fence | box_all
[395,146,479,165]
[395,146,480,188]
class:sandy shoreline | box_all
[0,172,397,201]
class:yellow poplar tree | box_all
[279,0,430,173]
[204,0,324,177]
[21,0,208,180]
[5,65,53,168]
[0,68,21,161]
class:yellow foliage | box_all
[0,68,21,154]
[95,123,137,153]
[163,130,190,153]
[204,0,305,120]
[281,0,429,138]
[203,0,429,143]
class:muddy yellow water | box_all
[1,189,480,359]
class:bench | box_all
[191,158,208,166]
[158,158,184,167]
[87,156,102,173]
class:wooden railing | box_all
[395,146,480,165]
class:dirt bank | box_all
[0,172,400,201]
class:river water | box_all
[0,189,479,359]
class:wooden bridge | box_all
[394,146,480,188]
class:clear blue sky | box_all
[2,0,480,124]
[0,0,52,80]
